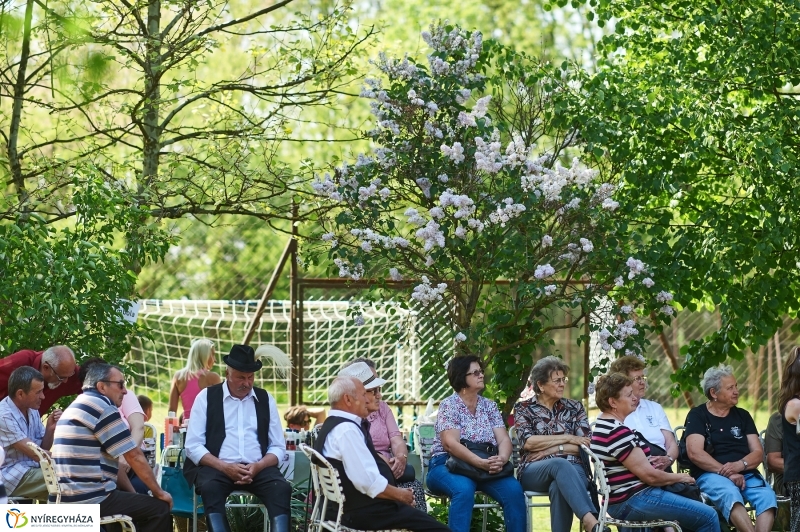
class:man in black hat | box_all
[184,345,291,532]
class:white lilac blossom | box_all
[614,276,624,287]
[474,132,504,173]
[379,187,391,200]
[404,208,426,226]
[620,305,633,314]
[544,284,557,296]
[534,264,555,279]
[488,198,526,226]
[439,190,476,219]
[626,257,645,279]
[656,291,673,303]
[437,174,449,183]
[429,207,445,219]
[411,276,448,306]
[661,305,675,316]
[415,220,446,251]
[333,259,364,281]
[389,268,403,281]
[360,241,372,252]
[354,314,366,327]
[321,232,337,248]
[441,142,465,163]
[642,277,655,288]
[542,235,553,247]
[456,88,472,105]
[580,238,594,253]
[458,111,477,127]
[454,226,467,239]
[505,134,530,168]
[455,332,467,343]
[602,198,620,211]
[416,178,432,198]
[587,382,596,395]
[467,218,485,232]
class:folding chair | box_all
[507,426,550,531]
[299,443,408,532]
[26,442,136,532]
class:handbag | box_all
[445,439,514,482]
[662,481,702,502]
[635,432,674,473]
[160,451,203,518]
[677,416,715,470]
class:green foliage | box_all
[427,497,505,531]
[559,0,800,392]
[0,167,172,362]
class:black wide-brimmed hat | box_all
[223,345,263,372]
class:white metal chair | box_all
[299,443,408,532]
[26,442,136,532]
[580,444,682,532]
[413,423,500,532]
[508,426,551,531]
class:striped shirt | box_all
[51,390,137,503]
[0,396,45,493]
[590,417,650,504]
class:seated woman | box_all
[426,355,526,532]
[684,365,776,532]
[609,356,678,471]
[591,372,720,532]
[168,338,221,421]
[338,359,426,512]
[515,356,603,532]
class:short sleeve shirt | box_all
[764,411,784,495]
[684,403,757,478]
[623,398,672,449]
[0,397,45,493]
[590,417,651,504]
[431,394,504,457]
[514,396,590,475]
[51,389,136,503]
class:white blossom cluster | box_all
[333,258,364,281]
[534,264,555,279]
[598,319,639,352]
[521,157,601,203]
[488,198,526,226]
[411,277,448,306]
[350,228,410,252]
[474,132,504,173]
[421,25,483,84]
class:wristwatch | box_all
[741,459,748,470]
[558,444,565,453]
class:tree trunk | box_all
[141,0,162,185]
[7,0,34,206]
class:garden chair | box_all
[580,444,682,532]
[25,441,136,532]
[507,426,551,531]
[299,443,408,532]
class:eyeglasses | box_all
[302,418,311,425]
[550,377,569,385]
[45,362,75,383]
[99,379,126,389]
[466,369,485,377]
[632,376,648,383]
[367,386,382,395]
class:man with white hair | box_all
[184,345,291,532]
[314,375,450,531]
[0,346,82,413]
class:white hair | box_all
[42,346,75,368]
[328,376,358,405]
[701,364,734,400]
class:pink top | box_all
[180,374,203,419]
[118,391,145,429]
[367,401,402,458]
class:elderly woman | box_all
[426,355,526,532]
[591,373,720,532]
[684,365,776,532]
[338,359,427,512]
[514,356,603,532]
[609,356,678,471]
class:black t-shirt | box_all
[684,403,757,478]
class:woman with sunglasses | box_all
[609,356,678,471]
[514,356,605,532]
[283,405,326,431]
[426,354,526,532]
[778,348,800,532]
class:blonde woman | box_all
[168,339,221,421]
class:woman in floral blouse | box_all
[514,356,604,532]
[426,355,526,532]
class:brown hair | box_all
[594,373,633,412]
[284,405,309,426]
[609,355,646,376]
[779,347,800,414]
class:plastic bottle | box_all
[165,411,176,447]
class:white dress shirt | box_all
[623,398,672,448]
[321,409,387,499]
[185,383,285,465]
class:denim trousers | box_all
[607,486,721,532]
[519,458,596,532]
[426,454,527,532]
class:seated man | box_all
[51,363,172,532]
[0,366,59,500]
[184,345,291,532]
[314,376,450,531]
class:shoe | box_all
[591,523,611,532]
[269,514,290,532]
[205,513,232,532]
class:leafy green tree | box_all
[560,0,800,393]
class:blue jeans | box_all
[696,471,777,522]
[608,486,721,532]
[426,454,526,532]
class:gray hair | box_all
[701,364,735,400]
[341,357,375,370]
[8,366,44,397]
[42,345,75,369]
[530,355,570,394]
[82,363,119,390]
[328,376,358,405]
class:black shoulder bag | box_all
[677,408,715,470]
[446,439,514,482]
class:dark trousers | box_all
[342,500,451,532]
[100,489,172,532]
[194,464,291,517]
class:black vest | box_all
[313,416,396,515]
[183,383,272,485]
